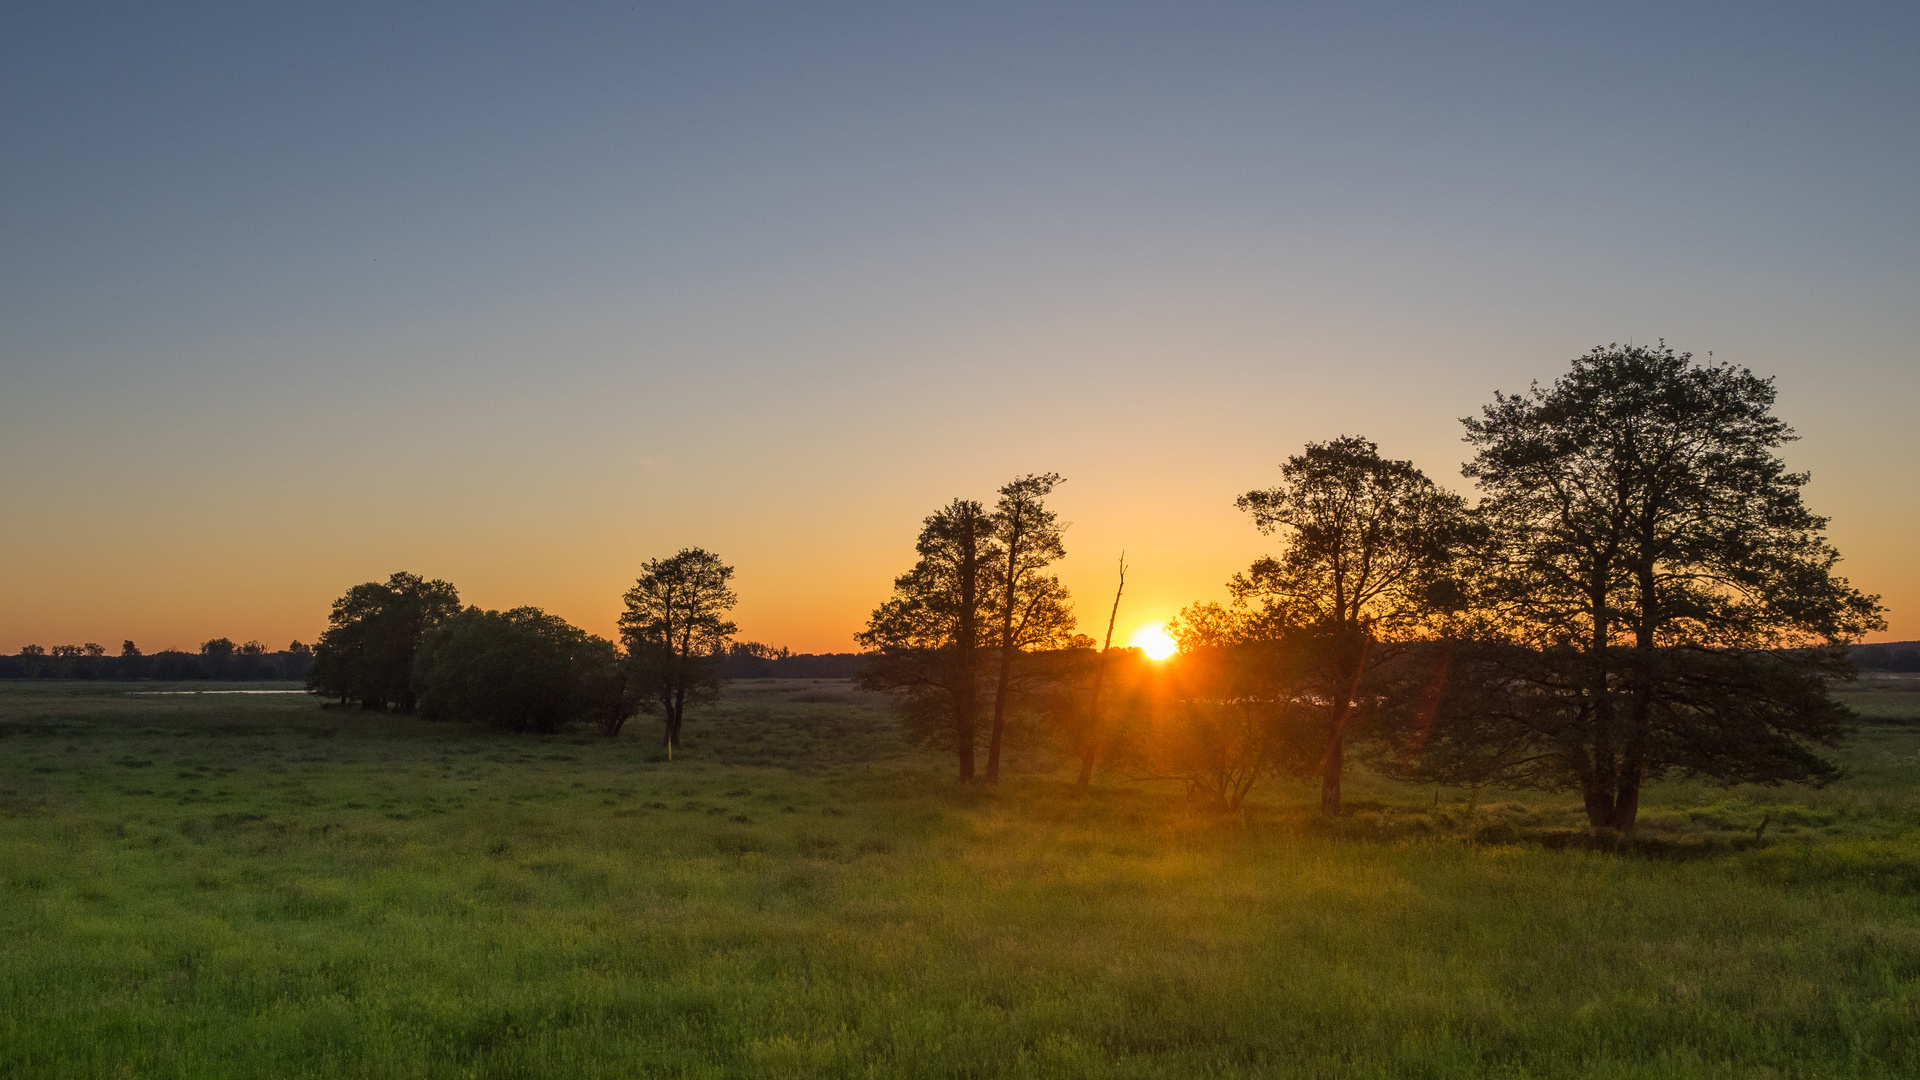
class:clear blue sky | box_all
[3,1,1916,650]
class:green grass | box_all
[2,679,1918,1077]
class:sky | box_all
[3,1,1916,653]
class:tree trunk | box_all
[1318,634,1370,819]
[955,636,979,782]
[664,689,684,757]
[985,647,1013,783]
[1077,556,1126,792]
[990,657,1006,780]
[1581,778,1642,832]
[955,515,983,783]
[1609,560,1657,836]
[1580,572,1622,830]
[985,511,1026,785]
[954,673,978,783]
[956,707,976,782]
[1582,784,1613,829]
[1610,777,1641,831]
[1320,732,1343,818]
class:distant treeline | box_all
[0,633,867,683]
[1853,642,1920,672]
[0,639,314,681]
[716,643,865,680]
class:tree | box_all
[856,499,996,781]
[1231,435,1471,817]
[983,473,1078,783]
[415,607,630,734]
[306,572,461,711]
[199,637,237,679]
[1456,343,1884,831]
[619,548,738,755]
[283,640,314,681]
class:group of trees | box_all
[856,473,1084,783]
[857,345,1885,832]
[307,554,743,749]
[0,639,313,681]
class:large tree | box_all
[306,571,461,712]
[1457,343,1884,831]
[619,548,738,755]
[856,498,997,781]
[1231,435,1471,817]
[983,472,1078,783]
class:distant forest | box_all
[0,636,860,682]
[715,645,865,680]
[1852,641,1920,672]
[0,639,315,681]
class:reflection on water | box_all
[126,690,310,695]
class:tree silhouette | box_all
[1231,436,1471,817]
[857,498,996,781]
[983,473,1078,783]
[1457,343,1885,830]
[619,548,737,755]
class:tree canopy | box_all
[1233,435,1472,637]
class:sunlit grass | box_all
[1,679,1917,1077]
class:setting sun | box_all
[1129,623,1179,661]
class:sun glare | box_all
[1130,624,1179,661]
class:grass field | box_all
[3,678,1920,1078]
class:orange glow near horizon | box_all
[1130,624,1179,661]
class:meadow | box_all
[3,677,1919,1078]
